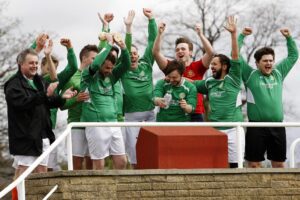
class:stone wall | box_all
[25,169,300,200]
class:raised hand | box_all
[98,12,114,28]
[124,10,135,26]
[104,13,114,23]
[224,15,237,33]
[105,33,114,45]
[195,23,203,35]
[44,39,53,56]
[280,28,291,38]
[143,8,153,19]
[242,27,252,36]
[36,33,49,53]
[158,22,166,34]
[60,38,72,49]
[113,33,125,49]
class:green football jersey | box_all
[154,78,197,122]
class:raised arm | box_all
[139,8,158,65]
[152,22,168,71]
[124,10,135,50]
[112,34,131,81]
[275,28,299,78]
[97,12,114,50]
[43,39,57,81]
[56,38,78,91]
[224,16,238,60]
[238,27,252,52]
[98,12,113,32]
[195,23,214,68]
[31,33,48,53]
[237,27,254,82]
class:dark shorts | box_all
[245,126,286,162]
[191,113,204,122]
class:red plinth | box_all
[136,126,228,169]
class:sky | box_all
[3,0,300,163]
[4,0,156,63]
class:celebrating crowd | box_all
[4,8,299,185]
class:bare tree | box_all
[0,1,36,158]
[0,2,37,79]
[132,0,247,60]
[132,0,300,63]
[239,1,300,63]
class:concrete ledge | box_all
[28,168,300,179]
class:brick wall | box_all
[25,169,300,199]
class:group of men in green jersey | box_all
[5,8,299,177]
[152,16,299,168]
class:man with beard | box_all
[154,60,197,122]
[238,27,299,168]
[152,22,214,122]
[80,33,130,170]
[194,16,244,168]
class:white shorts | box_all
[220,127,245,163]
[72,128,89,157]
[124,110,155,164]
[85,127,125,160]
[12,138,50,169]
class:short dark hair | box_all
[254,47,275,62]
[41,55,59,67]
[16,48,38,68]
[175,37,193,51]
[79,44,99,62]
[164,60,185,76]
[214,54,231,73]
[111,45,120,57]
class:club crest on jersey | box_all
[187,70,195,78]
[104,77,110,83]
[139,71,145,77]
[179,93,186,99]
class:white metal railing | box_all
[1,121,300,200]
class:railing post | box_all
[236,125,244,168]
[289,138,300,168]
[66,126,73,170]
[17,180,25,200]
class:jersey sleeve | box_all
[57,48,78,91]
[112,48,131,83]
[275,36,299,79]
[194,80,208,94]
[154,79,165,98]
[228,59,242,87]
[139,19,158,67]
